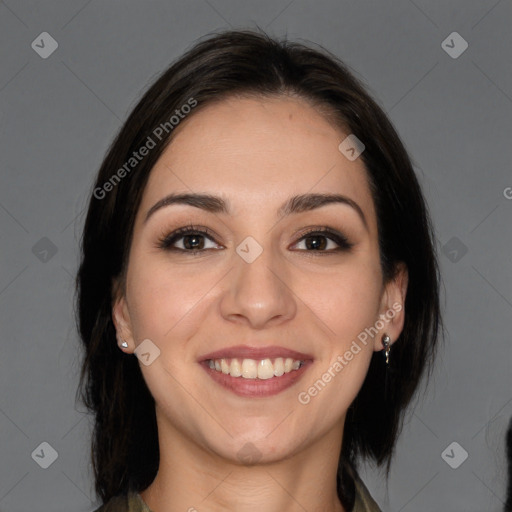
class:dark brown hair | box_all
[506,416,512,511]
[76,28,442,510]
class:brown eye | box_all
[157,226,222,253]
[303,234,329,250]
[180,233,206,250]
[292,228,353,253]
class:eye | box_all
[156,225,353,255]
[156,225,222,253]
[291,227,354,253]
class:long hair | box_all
[76,29,442,510]
[505,416,512,511]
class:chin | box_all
[209,428,308,465]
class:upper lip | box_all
[199,345,314,362]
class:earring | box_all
[117,335,128,349]
[381,334,391,366]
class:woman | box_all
[76,29,442,512]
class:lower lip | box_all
[200,361,312,398]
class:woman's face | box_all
[113,95,407,464]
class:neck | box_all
[139,417,347,512]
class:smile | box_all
[198,346,314,398]
[207,357,304,379]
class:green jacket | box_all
[93,475,381,512]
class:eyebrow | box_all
[144,192,368,230]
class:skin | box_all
[113,95,408,512]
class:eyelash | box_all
[156,224,354,255]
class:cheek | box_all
[125,255,208,342]
[296,265,381,417]
[126,236,383,347]
[300,260,383,339]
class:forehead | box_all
[138,96,376,228]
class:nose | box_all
[219,244,297,329]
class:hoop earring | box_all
[381,334,391,366]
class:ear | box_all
[111,277,135,354]
[373,262,408,352]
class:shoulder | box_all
[352,474,382,512]
[341,461,382,512]
[92,494,128,512]
[92,491,150,512]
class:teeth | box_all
[207,357,304,379]
[221,359,230,374]
[242,359,257,379]
[230,358,242,377]
[257,359,274,380]
[273,357,284,377]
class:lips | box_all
[198,345,314,398]
[198,345,314,362]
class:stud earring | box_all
[381,334,391,366]
[117,334,128,349]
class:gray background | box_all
[0,1,511,511]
